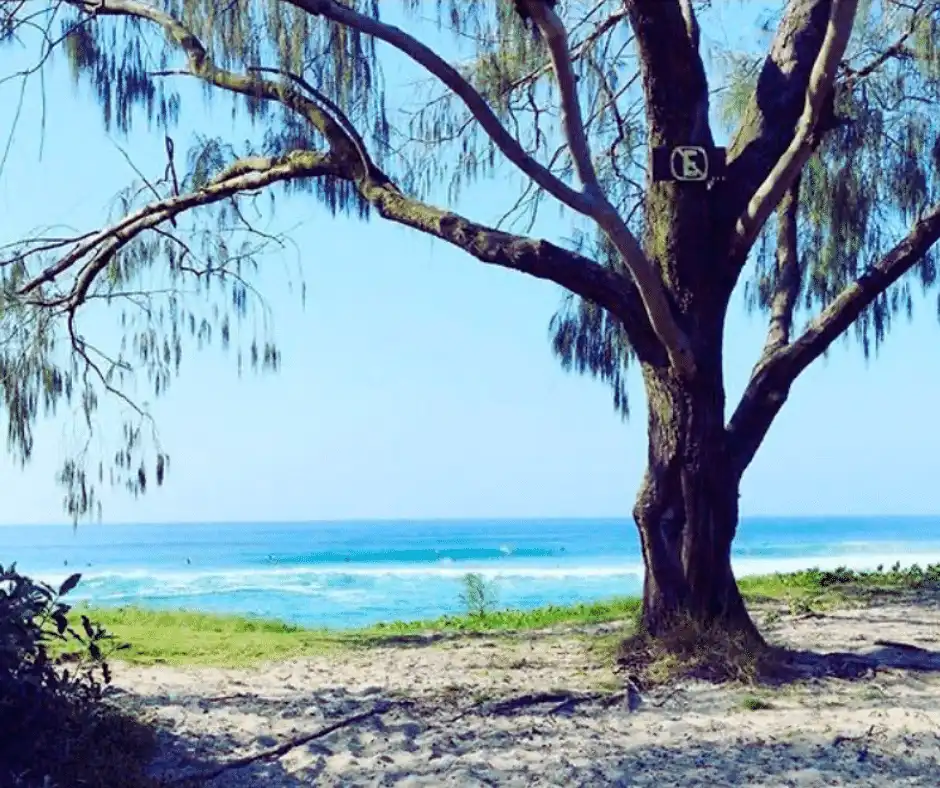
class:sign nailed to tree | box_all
[652,146,727,182]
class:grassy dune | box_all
[76,563,940,668]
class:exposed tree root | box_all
[616,618,775,688]
[617,622,940,688]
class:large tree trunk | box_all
[632,343,763,646]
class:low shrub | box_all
[0,564,157,788]
[459,572,499,618]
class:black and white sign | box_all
[652,146,726,182]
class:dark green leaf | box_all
[58,573,82,597]
[53,612,68,635]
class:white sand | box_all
[110,596,940,786]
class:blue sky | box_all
[0,3,938,525]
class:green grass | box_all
[69,606,355,667]
[362,596,643,636]
[71,563,939,668]
[738,562,940,608]
[73,597,644,667]
[739,694,775,711]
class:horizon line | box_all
[1,513,939,528]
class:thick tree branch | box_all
[356,175,662,362]
[521,0,694,376]
[723,0,935,259]
[53,0,666,363]
[285,0,691,375]
[286,0,594,215]
[624,0,713,147]
[728,200,940,474]
[762,175,802,356]
[17,159,664,364]
[717,0,842,278]
[728,0,859,262]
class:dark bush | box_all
[0,564,158,788]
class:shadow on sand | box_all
[104,631,940,787]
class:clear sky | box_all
[0,3,937,525]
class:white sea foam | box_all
[33,548,940,607]
[39,563,643,587]
[733,551,940,577]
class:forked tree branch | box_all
[71,0,682,374]
[16,146,663,361]
[521,0,695,376]
[282,0,692,376]
[728,0,859,260]
[728,200,940,474]
[52,0,664,345]
[18,151,339,302]
[286,0,595,215]
[521,2,603,199]
[718,0,837,282]
[840,0,927,87]
[17,0,670,363]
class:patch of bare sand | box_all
[110,596,940,786]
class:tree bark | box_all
[632,337,763,645]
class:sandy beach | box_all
[108,594,940,787]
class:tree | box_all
[1,0,938,648]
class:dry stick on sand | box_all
[165,701,402,785]
[166,690,632,782]
[832,723,879,747]
[446,689,628,724]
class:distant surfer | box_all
[185,557,191,565]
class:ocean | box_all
[2,517,939,628]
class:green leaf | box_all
[53,612,68,635]
[58,573,82,597]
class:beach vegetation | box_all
[459,572,500,618]
[1,0,939,666]
[739,694,775,711]
[67,563,940,668]
[0,565,158,788]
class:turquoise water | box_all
[2,517,939,627]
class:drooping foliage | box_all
[0,0,651,514]
[0,0,938,517]
[555,0,940,410]
[723,0,940,355]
